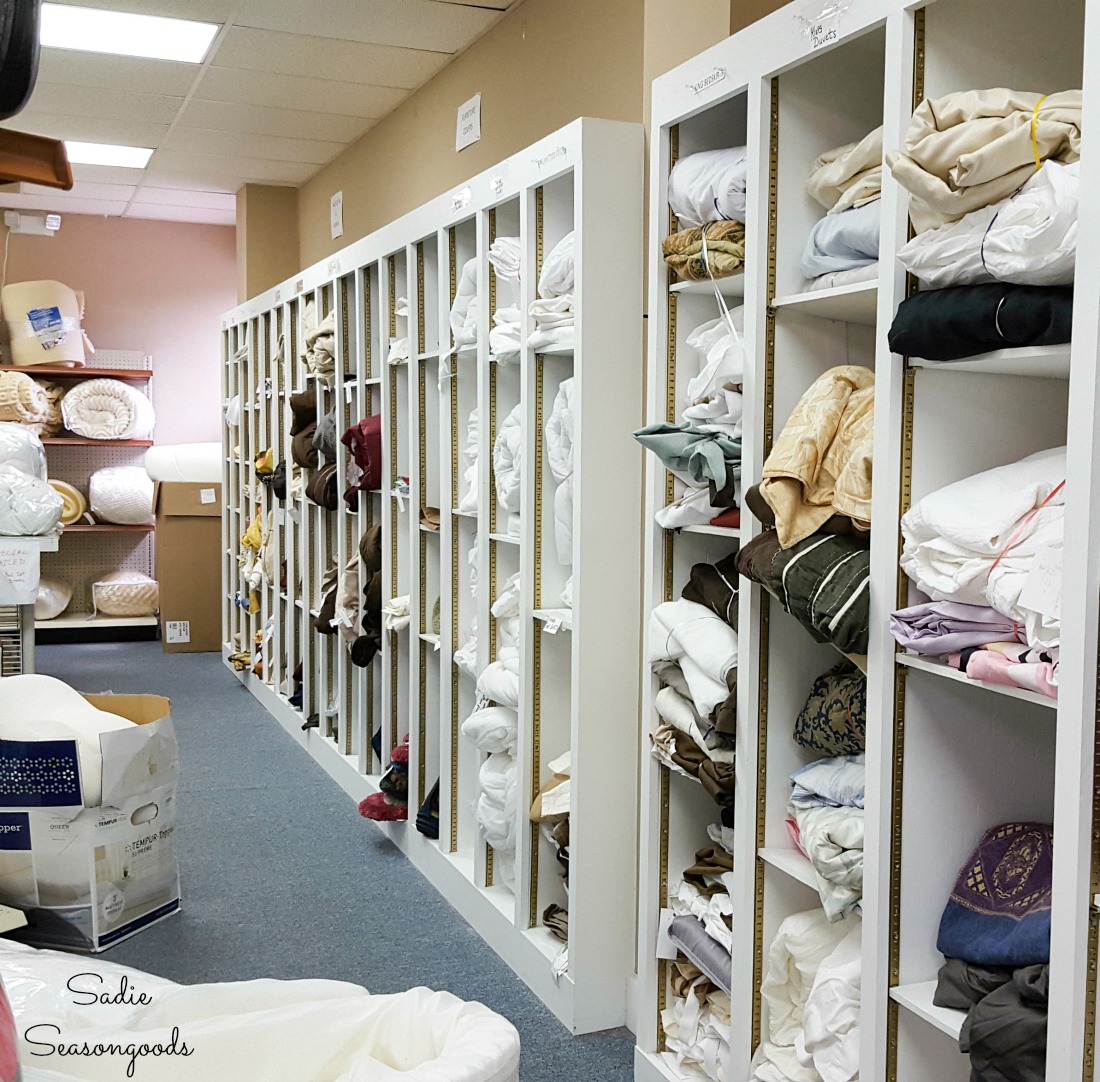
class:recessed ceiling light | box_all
[65,141,153,169]
[41,3,219,64]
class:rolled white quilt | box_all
[61,378,155,440]
[145,442,222,483]
[89,465,154,525]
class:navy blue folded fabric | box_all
[937,822,1053,967]
[888,284,1072,361]
[416,779,440,839]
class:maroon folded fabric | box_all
[341,414,383,509]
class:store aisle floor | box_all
[36,641,634,1082]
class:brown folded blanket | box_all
[292,422,319,470]
[305,463,338,510]
[663,221,746,282]
[289,387,317,436]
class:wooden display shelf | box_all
[23,365,152,381]
[63,523,155,533]
[42,437,154,447]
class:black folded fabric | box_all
[271,461,287,500]
[888,284,1073,361]
[416,779,440,839]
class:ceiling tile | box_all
[10,112,169,148]
[55,0,238,21]
[130,186,236,211]
[124,204,236,226]
[179,98,367,144]
[24,82,184,126]
[0,191,129,216]
[195,66,404,119]
[127,170,241,194]
[67,181,139,201]
[70,163,157,185]
[147,149,315,186]
[162,126,344,165]
[233,0,496,54]
[35,49,198,96]
[211,26,450,90]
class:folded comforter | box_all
[649,598,738,719]
[635,421,741,508]
[888,283,1073,361]
[948,641,1059,699]
[668,915,732,995]
[794,662,866,756]
[890,600,1024,654]
[886,88,1082,232]
[759,365,874,547]
[807,127,883,215]
[900,446,1064,649]
[492,402,523,535]
[61,378,155,439]
[897,160,1078,288]
[450,256,479,347]
[791,804,865,921]
[801,200,881,280]
[738,530,871,657]
[663,221,746,282]
[539,231,575,297]
[668,146,749,228]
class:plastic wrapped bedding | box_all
[462,705,518,755]
[545,378,575,565]
[0,676,137,808]
[800,201,881,281]
[0,422,47,479]
[92,571,159,617]
[61,379,155,440]
[0,938,521,1082]
[89,466,154,525]
[0,466,63,535]
[896,159,1078,288]
[450,256,479,348]
[668,147,749,228]
[493,403,523,535]
[144,443,222,483]
[34,577,72,620]
[1,279,90,367]
[458,407,480,513]
[0,368,48,424]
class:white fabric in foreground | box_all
[797,918,862,1082]
[0,675,136,807]
[89,466,154,525]
[61,379,154,440]
[0,937,520,1082]
[668,147,749,228]
[0,465,63,535]
[545,378,575,565]
[0,421,48,479]
[896,159,1078,288]
[900,446,1065,649]
[144,443,222,483]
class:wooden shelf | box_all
[42,437,154,447]
[17,365,152,381]
[63,523,154,533]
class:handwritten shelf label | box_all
[0,543,39,605]
[687,67,727,95]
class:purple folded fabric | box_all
[890,601,1023,655]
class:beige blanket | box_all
[807,126,883,214]
[887,87,1081,232]
[759,365,874,548]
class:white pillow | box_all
[89,466,154,525]
[92,572,159,617]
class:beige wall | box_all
[731,0,787,34]
[297,0,646,267]
[4,215,237,443]
[236,183,300,303]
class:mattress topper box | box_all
[154,481,222,654]
[0,693,180,952]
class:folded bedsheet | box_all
[807,127,883,215]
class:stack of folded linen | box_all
[529,231,575,352]
[488,236,522,362]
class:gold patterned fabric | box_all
[662,221,745,282]
[31,379,65,436]
[0,368,48,424]
[759,365,874,548]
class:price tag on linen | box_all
[0,543,39,605]
[656,908,680,961]
[1018,545,1062,620]
[545,618,562,635]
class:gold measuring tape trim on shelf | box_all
[364,268,374,382]
[535,186,544,278]
[340,276,350,377]
[417,242,426,356]
[485,843,495,889]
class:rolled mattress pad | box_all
[144,442,221,483]
[61,379,154,440]
[0,280,89,367]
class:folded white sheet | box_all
[649,599,737,718]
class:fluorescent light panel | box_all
[41,3,219,63]
[65,141,153,168]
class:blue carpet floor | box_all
[36,641,635,1081]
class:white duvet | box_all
[491,573,522,649]
[649,599,738,719]
[683,311,745,437]
[668,147,749,228]
[61,379,154,440]
[897,159,1078,288]
[492,403,523,536]
[477,751,518,886]
[0,422,47,480]
[0,465,63,536]
[900,446,1065,648]
[477,647,521,710]
[545,379,574,565]
[461,705,518,754]
[0,939,520,1082]
[450,257,479,348]
[457,407,480,513]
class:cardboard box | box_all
[0,694,180,952]
[154,481,222,653]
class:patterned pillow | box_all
[793,661,866,755]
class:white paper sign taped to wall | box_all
[456,93,482,152]
[0,542,39,605]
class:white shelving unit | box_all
[222,118,644,1034]
[638,0,1096,1080]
